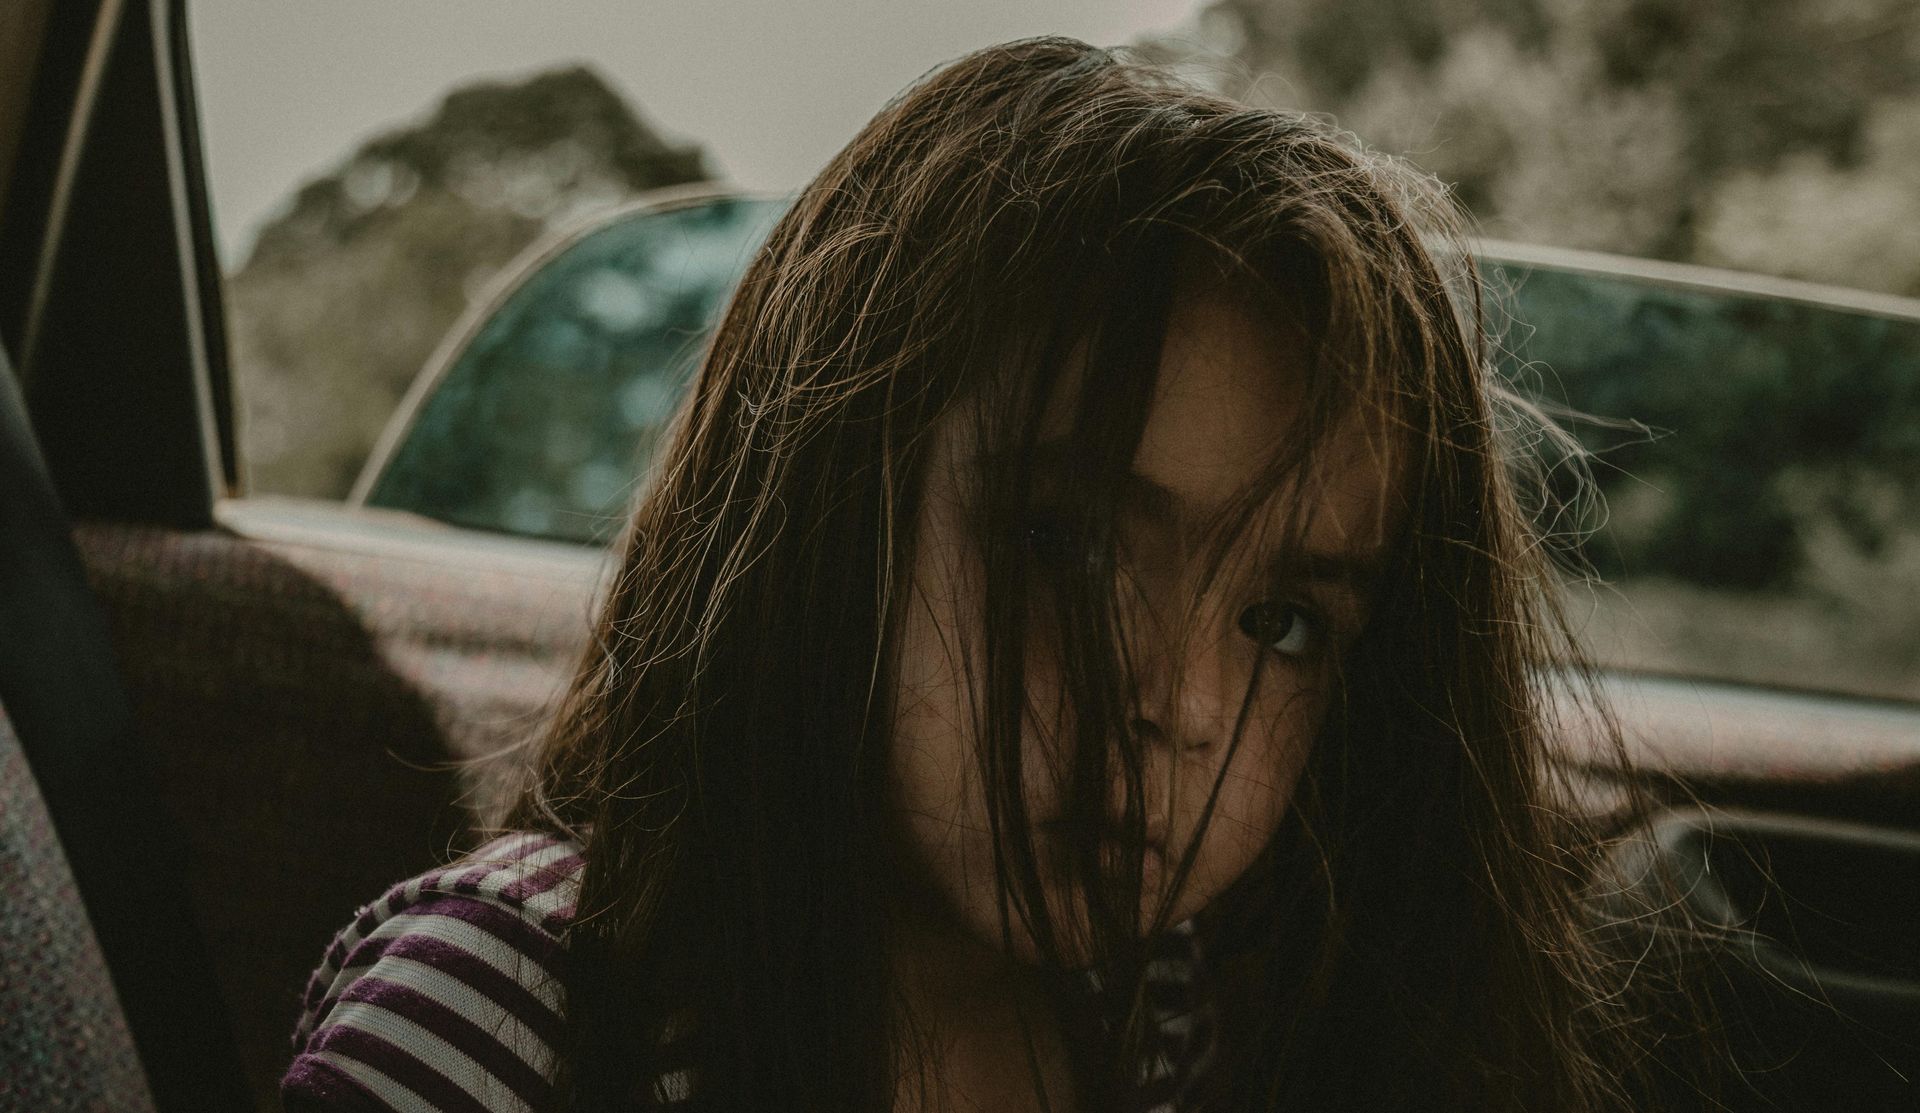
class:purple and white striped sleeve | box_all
[282,832,585,1113]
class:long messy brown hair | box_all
[506,36,1693,1112]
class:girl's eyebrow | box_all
[994,440,1184,524]
[1264,549,1387,592]
[1008,442,1389,586]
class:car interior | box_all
[0,3,1914,1111]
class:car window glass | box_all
[363,195,782,542]
[1487,260,1920,702]
[358,193,1920,701]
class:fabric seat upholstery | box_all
[0,705,158,1113]
[68,515,598,1107]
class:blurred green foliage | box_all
[1159,0,1920,292]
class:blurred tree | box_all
[228,65,710,498]
[1172,0,1919,279]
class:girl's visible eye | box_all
[1237,601,1319,658]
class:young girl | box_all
[284,37,1686,1113]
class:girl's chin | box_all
[961,854,1191,967]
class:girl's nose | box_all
[1108,612,1240,839]
[1128,618,1239,759]
[1110,716,1176,842]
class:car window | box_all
[359,193,782,543]
[354,192,1920,701]
[1485,254,1920,702]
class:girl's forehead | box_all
[1119,284,1402,558]
[1133,286,1312,510]
[926,274,1403,561]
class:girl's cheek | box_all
[1173,694,1317,910]
[1018,641,1076,805]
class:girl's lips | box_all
[1038,813,1169,848]
[1040,820,1168,877]
[1102,839,1166,874]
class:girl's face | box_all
[889,280,1399,960]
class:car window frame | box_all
[1478,236,1920,327]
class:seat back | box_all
[0,706,156,1113]
[70,504,600,1105]
[1,334,251,1109]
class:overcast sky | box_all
[188,0,1213,264]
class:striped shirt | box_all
[283,832,1215,1112]
[284,833,580,1112]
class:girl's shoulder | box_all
[281,831,586,1113]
